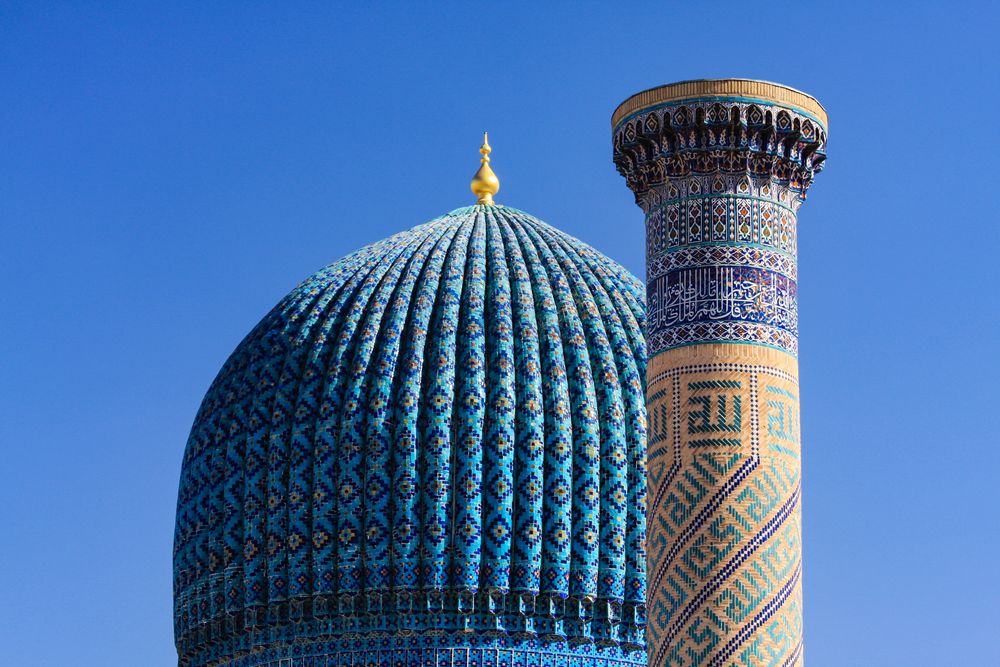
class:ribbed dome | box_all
[174,205,647,666]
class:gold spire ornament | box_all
[470,132,500,205]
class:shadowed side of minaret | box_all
[612,79,828,667]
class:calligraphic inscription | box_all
[647,265,797,353]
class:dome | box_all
[173,204,648,667]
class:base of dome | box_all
[184,633,646,667]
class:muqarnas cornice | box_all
[612,79,828,212]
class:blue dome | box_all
[174,205,648,667]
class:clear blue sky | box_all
[2,2,997,665]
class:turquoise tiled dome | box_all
[174,205,647,667]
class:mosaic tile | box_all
[175,205,649,667]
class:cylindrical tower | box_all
[612,80,828,667]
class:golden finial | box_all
[470,131,500,205]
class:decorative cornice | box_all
[612,79,827,131]
[181,630,647,667]
[177,592,647,666]
[611,80,828,208]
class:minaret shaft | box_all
[612,80,828,667]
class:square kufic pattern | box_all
[759,372,802,504]
[646,362,804,658]
[761,377,800,463]
[645,376,678,489]
[680,375,754,462]
[669,372,757,583]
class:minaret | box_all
[612,80,828,666]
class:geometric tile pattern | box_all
[646,321,799,360]
[643,178,799,259]
[612,80,827,667]
[638,173,801,357]
[644,346,802,667]
[173,205,649,666]
[648,245,796,283]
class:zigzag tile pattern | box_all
[173,205,649,667]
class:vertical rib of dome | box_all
[530,226,628,621]
[387,223,455,611]
[452,211,487,598]
[504,219,574,616]
[173,206,648,667]
[420,217,473,594]
[480,210,516,600]
[516,220,604,611]
[494,215,546,608]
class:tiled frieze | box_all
[646,264,797,354]
[203,635,646,667]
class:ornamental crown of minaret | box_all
[611,79,828,211]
